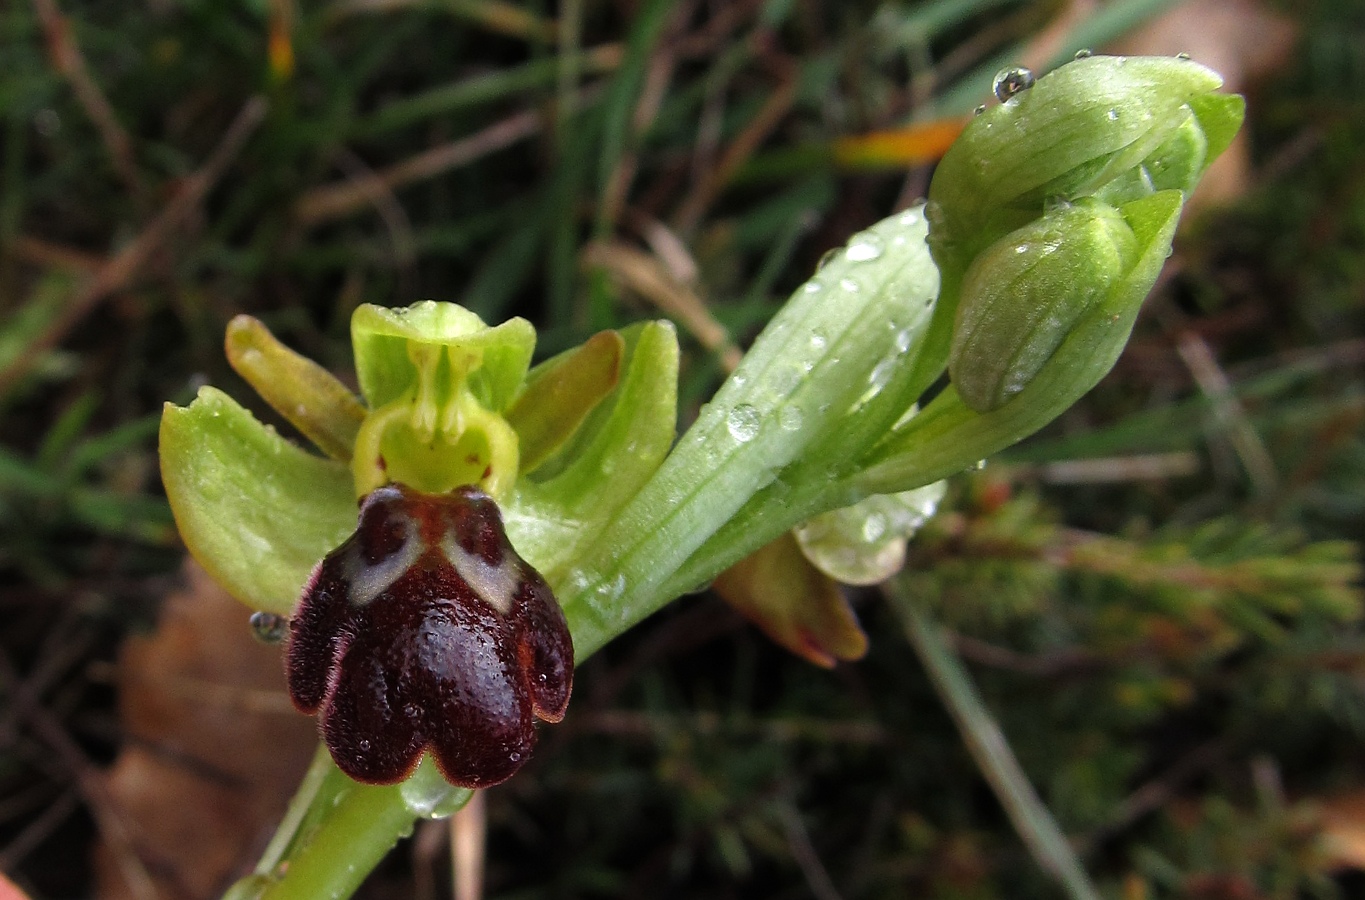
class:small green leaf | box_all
[927,55,1232,320]
[160,387,356,614]
[856,190,1185,495]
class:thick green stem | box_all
[254,780,422,900]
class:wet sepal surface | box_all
[286,483,573,788]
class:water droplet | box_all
[1015,242,1030,254]
[894,329,913,353]
[1074,48,1092,59]
[845,233,884,262]
[1176,51,1191,60]
[839,277,860,293]
[358,739,371,752]
[726,404,761,442]
[809,332,827,351]
[249,611,288,644]
[898,209,920,226]
[803,281,822,293]
[400,757,467,819]
[600,572,627,604]
[861,514,887,543]
[868,358,896,391]
[1107,108,1119,121]
[816,248,840,271]
[778,405,804,432]
[993,66,1035,103]
[975,459,988,470]
[974,104,987,116]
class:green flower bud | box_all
[949,199,1139,411]
[926,55,1240,314]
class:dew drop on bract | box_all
[974,104,987,116]
[778,405,804,432]
[726,404,761,443]
[845,233,884,262]
[992,66,1035,103]
[1074,48,1092,60]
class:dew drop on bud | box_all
[1176,51,1191,60]
[1074,49,1092,60]
[974,104,987,116]
[992,66,1035,103]
[249,611,288,644]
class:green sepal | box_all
[507,320,678,582]
[159,387,356,614]
[1187,92,1246,167]
[505,330,624,475]
[351,302,534,413]
[225,315,366,461]
[349,303,535,498]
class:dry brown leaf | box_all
[1317,788,1365,870]
[93,560,317,900]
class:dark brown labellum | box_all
[286,483,573,788]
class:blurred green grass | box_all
[1,0,1363,898]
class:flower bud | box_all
[927,55,1237,306]
[949,199,1139,411]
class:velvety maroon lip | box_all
[286,483,573,787]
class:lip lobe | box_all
[286,483,573,788]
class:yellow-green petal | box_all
[225,315,366,461]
